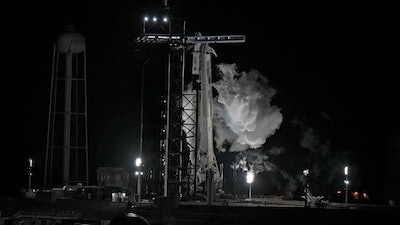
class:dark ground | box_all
[1,196,399,225]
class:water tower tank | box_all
[56,24,85,53]
[44,23,89,189]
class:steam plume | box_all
[212,63,283,152]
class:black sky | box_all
[2,0,399,200]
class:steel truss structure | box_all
[134,15,245,202]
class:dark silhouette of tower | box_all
[44,24,89,189]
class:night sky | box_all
[2,0,399,202]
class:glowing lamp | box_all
[28,158,34,168]
[135,171,143,176]
[246,171,254,184]
[135,157,142,167]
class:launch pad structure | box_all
[134,3,245,204]
[41,1,245,206]
[2,4,399,225]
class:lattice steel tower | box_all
[44,25,89,189]
[134,3,188,199]
[135,1,245,203]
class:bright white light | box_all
[246,171,254,184]
[152,17,157,22]
[144,16,149,22]
[163,17,168,22]
[135,157,142,167]
[344,166,348,175]
[344,179,349,185]
[303,168,309,176]
[135,171,139,175]
[28,158,33,168]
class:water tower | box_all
[43,25,89,189]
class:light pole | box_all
[303,168,310,207]
[135,157,142,202]
[246,171,254,200]
[28,158,34,191]
[344,166,349,204]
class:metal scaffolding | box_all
[134,4,245,203]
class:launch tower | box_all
[135,1,245,204]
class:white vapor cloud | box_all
[212,63,283,152]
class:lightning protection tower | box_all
[44,24,89,189]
